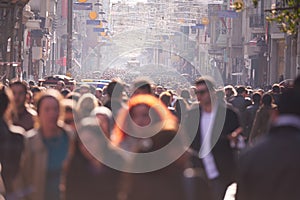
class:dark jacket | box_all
[185,103,240,184]
[65,146,122,200]
[0,119,24,195]
[237,122,300,200]
[244,103,260,140]
[249,105,273,144]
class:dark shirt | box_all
[237,115,300,200]
[0,119,24,194]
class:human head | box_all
[61,88,71,98]
[95,88,103,99]
[132,78,152,96]
[66,92,81,102]
[224,85,237,98]
[91,106,113,138]
[194,76,216,105]
[62,99,77,131]
[272,84,280,94]
[180,89,190,100]
[155,86,164,96]
[106,80,124,99]
[252,92,262,104]
[56,80,65,91]
[9,80,28,109]
[35,89,64,129]
[111,94,178,146]
[261,93,273,107]
[236,86,247,96]
[76,93,98,120]
[79,84,91,95]
[159,91,172,107]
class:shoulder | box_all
[187,103,201,113]
[9,124,26,137]
[60,125,76,141]
[26,107,37,116]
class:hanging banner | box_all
[93,28,105,32]
[73,3,93,10]
[86,20,101,25]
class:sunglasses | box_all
[65,119,75,125]
[195,89,208,95]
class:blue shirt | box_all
[43,131,69,200]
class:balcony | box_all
[249,14,265,28]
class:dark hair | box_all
[31,86,41,94]
[194,76,216,91]
[272,84,280,93]
[236,86,246,95]
[159,91,171,107]
[252,92,261,104]
[262,93,272,106]
[0,85,9,117]
[278,88,300,116]
[9,80,28,94]
[61,88,71,97]
[28,80,35,86]
[133,79,152,94]
[106,81,124,98]
[294,75,300,90]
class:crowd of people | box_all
[1,74,300,200]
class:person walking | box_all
[15,89,75,200]
[249,93,277,145]
[185,76,241,200]
[9,80,36,131]
[0,84,24,198]
[236,86,300,200]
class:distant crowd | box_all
[1,74,300,200]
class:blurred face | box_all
[38,97,60,127]
[156,87,163,95]
[64,111,76,131]
[225,89,232,98]
[130,104,151,127]
[95,90,103,99]
[11,85,26,109]
[56,81,64,91]
[195,84,212,106]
